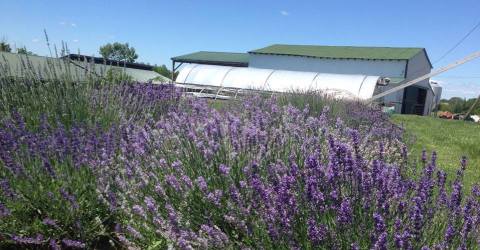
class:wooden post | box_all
[464,94,480,120]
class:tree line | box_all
[0,40,36,55]
[438,97,480,115]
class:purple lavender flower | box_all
[172,160,182,169]
[421,149,427,164]
[107,191,117,210]
[200,224,229,247]
[132,205,146,218]
[444,224,455,244]
[307,218,327,245]
[337,198,352,225]
[229,185,241,204]
[50,239,60,250]
[0,202,10,217]
[155,184,166,196]
[219,164,230,176]
[350,242,360,250]
[196,176,208,192]
[373,232,387,250]
[460,156,467,170]
[42,159,56,177]
[42,217,57,227]
[125,225,143,239]
[59,188,79,209]
[450,181,463,210]
[166,174,181,191]
[207,190,223,206]
[61,239,86,248]
[373,212,386,233]
[0,179,15,198]
[181,174,193,189]
[471,185,480,197]
[144,196,156,212]
[12,234,44,245]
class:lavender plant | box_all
[0,52,179,129]
[0,80,181,248]
[97,96,479,249]
[0,112,122,248]
[1,71,479,249]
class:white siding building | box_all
[248,44,434,115]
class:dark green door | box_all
[401,86,427,115]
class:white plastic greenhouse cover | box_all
[176,64,381,100]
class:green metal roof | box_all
[249,44,425,61]
[171,51,249,67]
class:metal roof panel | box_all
[172,51,249,66]
[249,44,425,61]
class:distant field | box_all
[392,114,480,191]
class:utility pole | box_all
[464,94,480,120]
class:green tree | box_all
[17,47,36,55]
[99,42,138,63]
[104,68,133,83]
[438,97,480,115]
[438,102,451,112]
[448,97,466,113]
[153,64,178,80]
[0,41,11,52]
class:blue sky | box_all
[1,0,479,98]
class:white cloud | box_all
[60,21,77,27]
[73,39,79,43]
[433,79,480,99]
[32,38,39,43]
[280,10,289,16]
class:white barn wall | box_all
[381,88,405,114]
[380,51,433,115]
[249,54,407,78]
[405,51,433,115]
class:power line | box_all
[433,18,480,65]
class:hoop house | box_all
[176,64,383,100]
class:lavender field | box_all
[1,66,479,249]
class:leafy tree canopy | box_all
[17,47,36,55]
[439,97,480,115]
[99,42,138,63]
[0,41,11,52]
[153,64,178,80]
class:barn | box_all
[173,44,441,115]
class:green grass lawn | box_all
[392,114,480,191]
